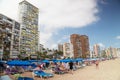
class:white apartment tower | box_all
[19,0,39,56]
[63,43,73,58]
[58,44,63,52]
[93,44,100,58]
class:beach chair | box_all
[18,77,34,80]
[5,68,13,74]
[5,68,11,74]
[52,67,64,74]
[33,70,54,78]
[14,73,22,80]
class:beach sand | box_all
[10,58,120,80]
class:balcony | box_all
[0,20,4,25]
[0,27,3,32]
[13,44,19,47]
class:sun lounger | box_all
[18,77,34,80]
[52,67,65,74]
[14,73,22,80]
[33,70,54,78]
[5,68,18,75]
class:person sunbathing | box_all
[59,63,68,73]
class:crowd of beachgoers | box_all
[0,58,115,80]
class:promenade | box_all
[19,58,120,80]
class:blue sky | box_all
[55,0,120,49]
[0,0,120,49]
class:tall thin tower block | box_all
[19,0,39,56]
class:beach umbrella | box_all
[58,59,72,63]
[51,59,59,63]
[7,60,31,66]
[28,60,39,62]
[75,58,83,62]
[52,59,72,63]
[42,60,49,63]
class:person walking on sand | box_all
[69,61,73,74]
[95,60,99,69]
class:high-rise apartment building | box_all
[70,34,89,58]
[19,0,39,56]
[63,43,73,58]
[93,44,100,58]
[112,48,117,58]
[106,47,117,58]
[58,44,63,52]
[0,14,20,59]
[117,48,120,57]
[39,44,44,53]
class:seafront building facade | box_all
[105,47,117,58]
[93,44,101,58]
[70,34,90,58]
[39,44,44,53]
[63,42,73,58]
[112,48,117,58]
[19,0,39,56]
[117,48,120,57]
[0,14,20,59]
[58,44,63,52]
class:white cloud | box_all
[116,36,120,40]
[39,0,99,28]
[0,0,99,49]
[98,43,105,49]
[57,35,70,43]
[100,0,108,4]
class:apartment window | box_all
[15,22,20,30]
[7,18,12,22]
[78,50,82,57]
[14,30,19,35]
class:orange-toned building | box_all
[70,34,90,58]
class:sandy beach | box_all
[10,58,120,80]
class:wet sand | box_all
[10,58,120,80]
